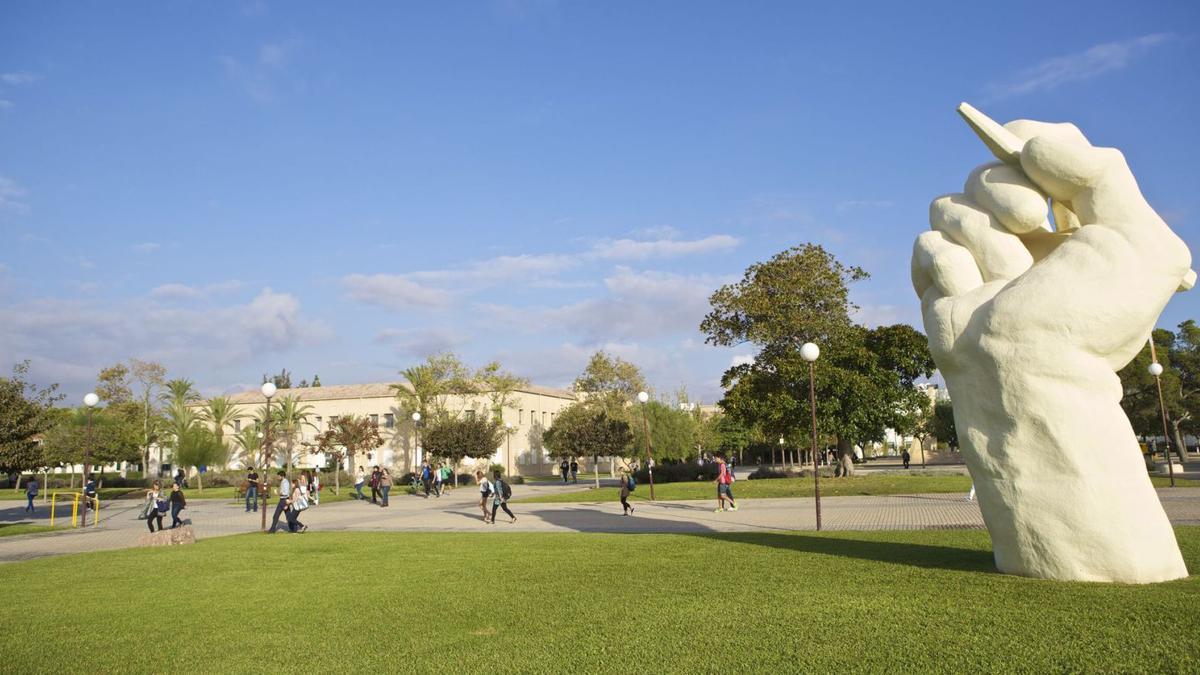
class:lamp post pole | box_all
[779,436,785,469]
[801,342,822,531]
[1148,340,1176,488]
[259,382,276,532]
[83,393,99,484]
[412,412,422,473]
[637,391,655,501]
[504,423,514,478]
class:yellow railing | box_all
[49,492,100,528]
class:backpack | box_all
[500,481,512,501]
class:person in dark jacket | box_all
[169,483,187,528]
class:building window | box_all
[370,414,379,427]
[542,411,547,426]
[330,416,338,426]
[315,416,322,430]
[465,409,475,420]
[519,409,524,424]
[234,420,241,432]
[384,413,394,429]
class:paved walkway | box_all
[2,484,1198,563]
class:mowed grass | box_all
[519,473,1200,503]
[0,522,56,537]
[1,529,1199,673]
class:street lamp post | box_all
[637,391,656,501]
[801,342,822,531]
[779,436,785,469]
[259,382,276,532]
[412,412,422,472]
[1148,357,1176,488]
[83,393,99,484]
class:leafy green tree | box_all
[421,414,504,481]
[931,400,958,450]
[40,405,141,482]
[631,400,696,462]
[703,245,934,477]
[233,422,264,469]
[262,369,293,389]
[391,352,474,421]
[0,361,63,479]
[543,403,634,488]
[315,415,384,494]
[130,359,167,476]
[172,425,226,492]
[272,395,316,475]
[200,395,243,464]
[1117,321,1199,463]
[96,363,133,404]
[476,361,529,421]
[572,351,648,415]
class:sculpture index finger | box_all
[958,102,1023,166]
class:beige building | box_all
[203,382,579,477]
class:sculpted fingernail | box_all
[958,102,1024,166]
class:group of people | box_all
[142,481,187,532]
[475,469,516,524]
[354,466,394,506]
[267,470,313,534]
[558,457,580,483]
[415,460,453,498]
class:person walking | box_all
[902,449,911,470]
[966,483,976,502]
[24,477,39,513]
[439,463,453,493]
[714,454,738,513]
[311,471,321,506]
[433,462,444,498]
[144,481,166,533]
[420,461,433,498]
[81,475,98,524]
[169,483,187,528]
[245,466,259,512]
[560,458,570,484]
[174,468,187,489]
[354,466,366,500]
[489,470,516,524]
[475,470,493,523]
[369,466,381,504]
[379,468,393,507]
[569,458,579,484]
[619,470,635,516]
[268,471,291,534]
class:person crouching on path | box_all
[475,470,493,523]
[714,454,738,512]
[490,470,516,524]
[354,466,366,500]
[619,469,635,516]
[380,468,393,507]
[169,483,187,528]
[268,471,291,533]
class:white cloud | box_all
[985,33,1173,100]
[0,176,28,212]
[342,273,455,311]
[220,37,302,102]
[589,234,739,260]
[150,280,248,301]
[0,288,329,396]
[133,242,161,254]
[375,327,466,358]
[0,72,38,85]
[730,354,755,368]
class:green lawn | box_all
[0,528,1197,672]
[519,473,1200,503]
[0,487,141,501]
[0,522,56,537]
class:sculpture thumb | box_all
[1018,135,1112,205]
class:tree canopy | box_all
[542,403,633,461]
[0,361,64,474]
[421,414,504,468]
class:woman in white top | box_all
[475,470,492,523]
[311,472,320,506]
[354,467,366,500]
[144,481,165,533]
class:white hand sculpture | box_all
[911,105,1192,583]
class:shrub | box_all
[748,467,796,480]
[634,461,720,484]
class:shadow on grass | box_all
[688,531,996,573]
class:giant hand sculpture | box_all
[911,104,1193,583]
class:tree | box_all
[233,422,264,470]
[1118,321,1198,464]
[315,415,383,494]
[421,415,504,472]
[630,400,696,462]
[391,353,474,420]
[272,395,316,475]
[572,351,648,414]
[543,403,634,488]
[40,405,141,479]
[0,361,63,479]
[703,245,934,477]
[311,375,322,387]
[172,425,226,492]
[263,369,293,389]
[931,400,958,450]
[96,363,133,404]
[200,396,243,465]
[477,361,529,421]
[130,359,167,476]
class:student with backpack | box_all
[714,454,739,512]
[476,470,493,523]
[144,481,166,533]
[619,470,635,516]
[560,458,570,484]
[489,470,516,524]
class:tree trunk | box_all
[835,437,855,477]
[594,455,600,490]
[1171,420,1188,465]
[197,470,203,493]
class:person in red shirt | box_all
[714,454,738,512]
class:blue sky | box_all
[2,1,1198,402]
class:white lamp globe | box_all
[83,392,99,408]
[1148,362,1165,377]
[260,382,277,398]
[412,411,421,422]
[800,342,820,362]
[637,391,649,404]
[779,436,785,446]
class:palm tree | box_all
[200,395,243,466]
[161,378,199,406]
[272,395,316,475]
[233,422,264,469]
